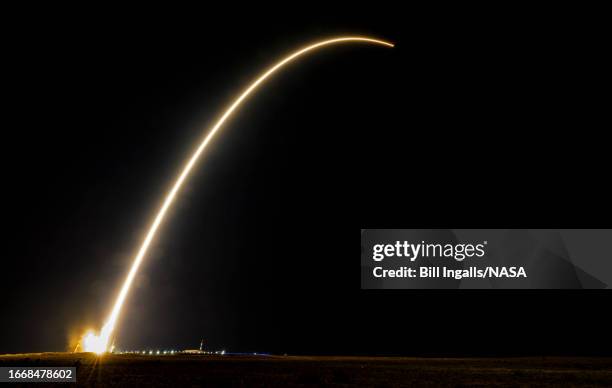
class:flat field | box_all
[1,353,611,387]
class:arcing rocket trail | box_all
[81,36,394,353]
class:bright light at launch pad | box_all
[81,36,393,353]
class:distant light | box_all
[156,350,160,355]
[149,350,153,355]
[221,350,225,355]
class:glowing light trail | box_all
[82,36,393,353]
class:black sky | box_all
[2,7,610,355]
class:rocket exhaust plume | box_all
[81,36,393,353]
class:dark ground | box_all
[1,353,611,387]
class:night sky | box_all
[2,8,609,356]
